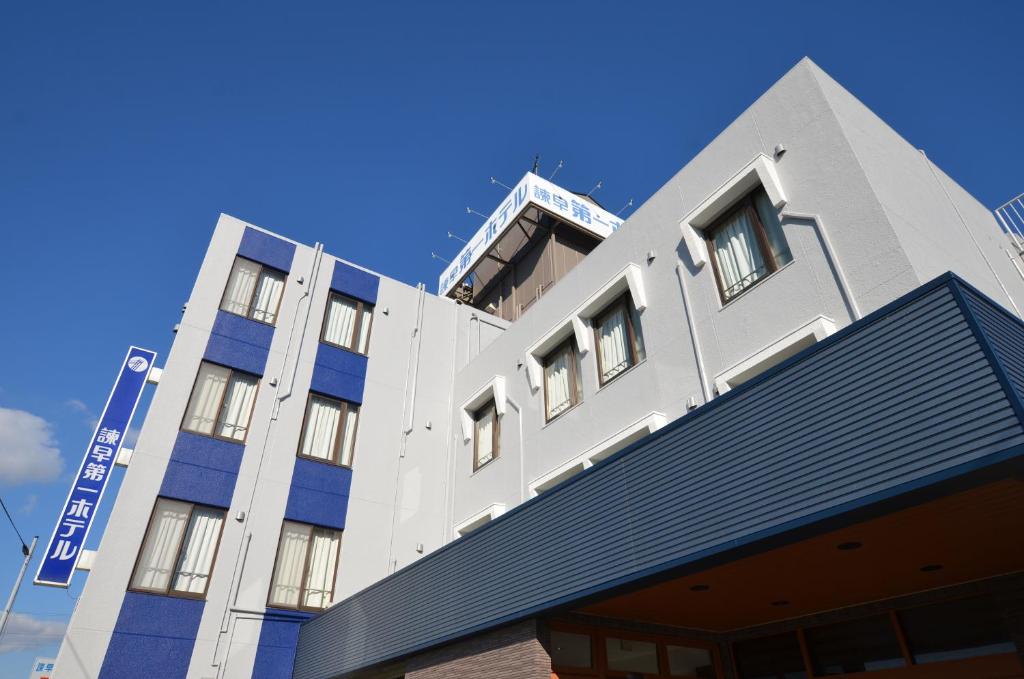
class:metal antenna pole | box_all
[0,536,38,640]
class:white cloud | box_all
[19,493,38,515]
[0,408,64,485]
[0,612,66,653]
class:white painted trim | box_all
[679,154,787,268]
[454,503,506,537]
[114,447,134,468]
[76,549,97,571]
[714,316,836,394]
[528,411,667,496]
[524,263,647,392]
[459,376,507,443]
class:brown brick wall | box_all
[405,620,550,679]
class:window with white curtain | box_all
[543,339,582,421]
[182,362,260,442]
[473,401,499,470]
[130,498,226,598]
[594,294,646,386]
[705,186,792,302]
[322,292,373,354]
[220,256,286,325]
[268,521,342,611]
[297,394,359,467]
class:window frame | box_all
[593,293,645,387]
[320,291,374,355]
[219,256,287,327]
[548,622,722,679]
[127,497,227,600]
[296,393,360,468]
[472,400,500,471]
[542,337,582,422]
[703,191,781,304]
[266,520,343,613]
[180,362,261,444]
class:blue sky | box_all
[0,0,1022,674]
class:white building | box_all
[49,58,1024,679]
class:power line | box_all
[0,495,28,554]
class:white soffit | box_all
[679,153,787,269]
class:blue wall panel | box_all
[284,458,352,530]
[292,274,1024,679]
[204,311,273,376]
[310,343,367,404]
[159,432,244,507]
[99,593,204,679]
[239,227,297,273]
[331,260,379,304]
[251,609,314,679]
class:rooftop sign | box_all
[438,172,624,296]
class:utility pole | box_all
[0,536,38,640]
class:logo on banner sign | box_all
[34,346,157,588]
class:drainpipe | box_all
[675,263,712,404]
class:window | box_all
[705,187,792,302]
[899,595,1015,664]
[473,400,499,470]
[130,498,226,598]
[733,632,807,679]
[322,292,373,354]
[268,521,342,611]
[220,256,286,325]
[606,637,660,674]
[181,362,259,442]
[297,394,359,467]
[543,339,582,421]
[594,294,646,385]
[550,630,593,669]
[667,645,715,678]
[804,615,905,675]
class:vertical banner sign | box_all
[35,346,157,588]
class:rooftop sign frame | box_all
[438,172,624,296]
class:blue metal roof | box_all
[293,273,1024,679]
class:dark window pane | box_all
[550,630,591,668]
[605,637,659,674]
[733,632,807,679]
[805,615,904,675]
[900,596,1015,664]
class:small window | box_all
[297,394,359,467]
[605,636,660,674]
[130,498,226,598]
[220,256,286,325]
[268,520,342,611]
[550,630,592,669]
[473,401,499,470]
[705,187,792,303]
[181,362,259,442]
[594,294,646,386]
[733,632,807,679]
[543,339,582,421]
[899,595,1015,664]
[667,645,715,678]
[805,615,905,674]
[322,292,373,354]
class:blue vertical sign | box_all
[35,346,157,588]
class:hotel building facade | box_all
[50,58,1024,679]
